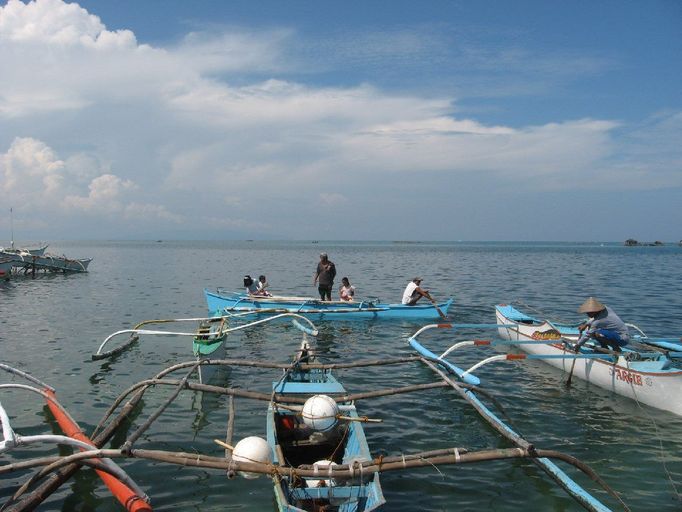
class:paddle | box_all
[565,348,578,387]
[564,336,580,388]
[427,294,447,320]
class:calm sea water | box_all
[1,240,681,511]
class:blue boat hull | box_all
[204,289,452,320]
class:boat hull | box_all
[205,289,452,320]
[495,304,682,416]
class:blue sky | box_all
[1,0,680,241]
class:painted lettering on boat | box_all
[609,367,643,386]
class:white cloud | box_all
[0,0,136,47]
[0,0,679,240]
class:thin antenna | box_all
[10,207,14,250]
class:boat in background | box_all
[93,312,319,385]
[205,289,453,320]
[267,339,385,511]
[0,243,48,256]
[1,248,92,273]
[495,304,682,415]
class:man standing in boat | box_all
[574,297,630,352]
[402,277,433,305]
[313,253,336,301]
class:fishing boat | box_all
[93,312,318,384]
[266,339,385,511]
[1,249,92,273]
[204,288,453,320]
[495,304,682,415]
[0,243,48,256]
[9,319,628,510]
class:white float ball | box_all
[232,436,272,479]
[306,459,338,488]
[302,395,339,432]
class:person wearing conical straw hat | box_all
[574,297,630,352]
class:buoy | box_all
[302,394,339,432]
[232,436,272,479]
[306,459,338,488]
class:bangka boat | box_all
[0,243,48,256]
[1,248,92,273]
[495,304,682,415]
[267,339,385,511]
[93,312,319,384]
[9,318,629,511]
[205,288,453,320]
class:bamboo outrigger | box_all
[1,320,631,511]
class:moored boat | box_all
[267,340,385,511]
[205,288,453,320]
[495,304,682,415]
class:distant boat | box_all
[0,244,48,256]
[1,248,92,273]
[624,239,665,247]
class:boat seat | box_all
[273,381,346,394]
[497,305,536,322]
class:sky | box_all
[0,0,680,242]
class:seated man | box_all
[401,277,433,306]
[574,297,630,352]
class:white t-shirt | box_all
[402,282,418,304]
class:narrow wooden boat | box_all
[266,341,385,511]
[205,288,453,320]
[495,304,682,415]
[193,317,228,384]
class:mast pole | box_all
[10,207,14,250]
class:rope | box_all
[620,359,681,502]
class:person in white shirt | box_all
[339,277,355,301]
[256,275,272,296]
[402,277,433,305]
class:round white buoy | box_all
[232,436,272,479]
[305,459,338,488]
[301,395,339,432]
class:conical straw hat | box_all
[577,297,606,314]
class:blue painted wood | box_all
[205,289,453,320]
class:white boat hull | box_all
[495,306,682,416]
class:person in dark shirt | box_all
[313,252,336,301]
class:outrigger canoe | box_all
[205,288,453,320]
[495,304,682,416]
[267,339,385,511]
